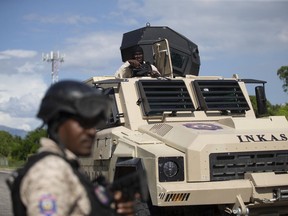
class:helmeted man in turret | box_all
[115,46,161,78]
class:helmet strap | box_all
[47,116,68,158]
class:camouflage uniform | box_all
[20,137,91,216]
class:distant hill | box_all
[0,125,28,138]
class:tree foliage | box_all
[0,131,16,157]
[249,96,275,117]
[277,66,288,93]
[19,129,47,160]
[268,103,288,120]
[0,129,47,161]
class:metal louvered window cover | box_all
[137,80,195,116]
[210,151,288,181]
[193,80,250,113]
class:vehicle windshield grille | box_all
[210,151,288,181]
[193,80,250,113]
[137,80,195,116]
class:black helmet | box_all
[133,45,143,54]
[37,80,110,130]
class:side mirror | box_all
[255,86,267,115]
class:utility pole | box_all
[42,51,65,84]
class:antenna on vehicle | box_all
[42,51,65,84]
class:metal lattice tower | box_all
[42,51,65,84]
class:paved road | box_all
[0,172,13,216]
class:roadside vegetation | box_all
[250,96,288,119]
[0,129,47,169]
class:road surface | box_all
[0,171,13,216]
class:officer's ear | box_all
[47,113,70,142]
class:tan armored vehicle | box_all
[81,25,288,216]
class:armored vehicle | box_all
[80,25,288,216]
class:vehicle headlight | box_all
[163,161,178,177]
[158,157,184,182]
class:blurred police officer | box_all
[13,80,135,216]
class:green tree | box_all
[0,131,15,157]
[268,103,288,120]
[249,96,274,117]
[0,128,47,161]
[249,95,288,120]
[17,129,47,160]
[10,136,24,160]
[277,66,288,93]
[277,104,288,119]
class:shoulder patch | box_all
[94,185,111,206]
[38,194,57,215]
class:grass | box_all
[0,159,25,171]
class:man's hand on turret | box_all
[150,70,161,78]
[128,60,141,68]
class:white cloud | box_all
[0,50,37,60]
[62,31,122,74]
[24,13,98,25]
[0,71,48,130]
[0,93,42,118]
[16,62,45,74]
[0,111,41,131]
[126,0,288,55]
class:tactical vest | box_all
[6,151,115,216]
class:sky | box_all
[0,0,288,131]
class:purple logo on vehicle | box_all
[183,123,223,130]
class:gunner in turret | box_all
[115,46,160,78]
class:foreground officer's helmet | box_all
[37,80,110,129]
